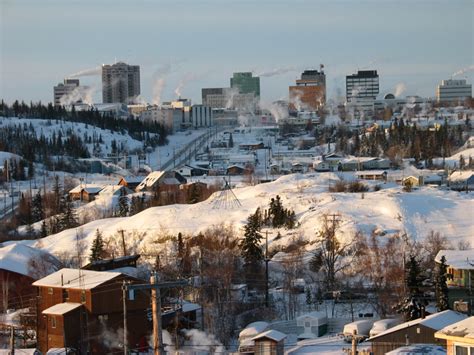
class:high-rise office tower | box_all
[289,67,326,111]
[346,70,379,102]
[53,79,86,106]
[436,79,472,103]
[230,72,260,98]
[102,62,140,104]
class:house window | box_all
[455,345,468,355]
[63,289,69,301]
[47,287,53,295]
[51,316,57,329]
[81,290,86,303]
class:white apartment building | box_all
[436,79,472,103]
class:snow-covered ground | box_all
[6,172,473,264]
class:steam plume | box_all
[69,66,102,78]
[256,66,298,77]
[151,63,172,105]
[452,65,474,77]
[394,83,406,97]
[174,73,198,98]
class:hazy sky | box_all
[1,0,473,105]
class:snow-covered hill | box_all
[10,173,473,263]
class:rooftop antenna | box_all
[211,177,242,209]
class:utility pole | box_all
[265,230,270,308]
[122,280,128,355]
[151,272,163,355]
[120,230,127,256]
[351,329,357,355]
[10,326,15,355]
[125,276,188,355]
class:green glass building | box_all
[230,72,260,98]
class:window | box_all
[47,287,53,295]
[81,290,86,304]
[63,289,69,301]
[455,345,468,355]
[51,316,57,329]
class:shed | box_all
[368,310,467,355]
[252,329,286,355]
[448,171,474,191]
[296,311,328,339]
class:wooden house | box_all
[135,171,187,192]
[355,170,388,181]
[68,184,103,202]
[33,268,151,354]
[226,165,246,176]
[367,310,467,355]
[252,329,286,355]
[117,176,144,190]
[435,316,474,355]
[0,244,58,312]
[448,171,474,191]
[435,250,474,314]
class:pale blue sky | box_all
[1,0,472,104]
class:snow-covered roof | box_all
[369,310,467,341]
[252,329,287,342]
[119,176,145,184]
[296,311,327,321]
[385,344,446,354]
[98,185,128,195]
[182,301,201,313]
[42,302,82,315]
[136,171,165,190]
[33,268,122,289]
[0,243,57,277]
[69,184,104,194]
[449,170,474,182]
[0,349,40,355]
[355,170,387,176]
[435,316,474,340]
[239,321,270,339]
[435,250,474,270]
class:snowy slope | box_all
[10,172,474,262]
[0,117,144,157]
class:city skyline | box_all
[1,0,472,105]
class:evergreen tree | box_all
[228,133,234,148]
[89,229,106,262]
[59,195,78,230]
[435,255,449,311]
[31,190,44,222]
[240,208,264,265]
[40,220,48,238]
[459,154,466,170]
[117,191,129,217]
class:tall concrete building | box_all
[436,79,472,103]
[346,70,379,102]
[53,79,87,106]
[230,72,260,98]
[102,62,140,104]
[289,68,326,111]
[202,87,256,112]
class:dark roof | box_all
[347,70,378,79]
[82,255,140,271]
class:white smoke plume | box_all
[151,63,172,105]
[394,83,406,97]
[224,87,240,109]
[59,85,96,106]
[259,99,288,122]
[289,89,305,111]
[68,66,102,78]
[182,328,225,354]
[174,72,198,98]
[452,64,474,77]
[256,66,298,77]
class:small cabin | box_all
[117,176,144,190]
[69,184,103,202]
[252,329,286,355]
[296,311,328,339]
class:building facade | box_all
[102,62,140,104]
[202,87,256,112]
[346,70,379,102]
[230,72,260,98]
[289,69,326,112]
[436,79,472,103]
[53,79,88,106]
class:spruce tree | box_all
[59,195,78,230]
[117,192,129,217]
[240,208,264,265]
[31,190,44,222]
[89,229,106,262]
[435,255,449,311]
